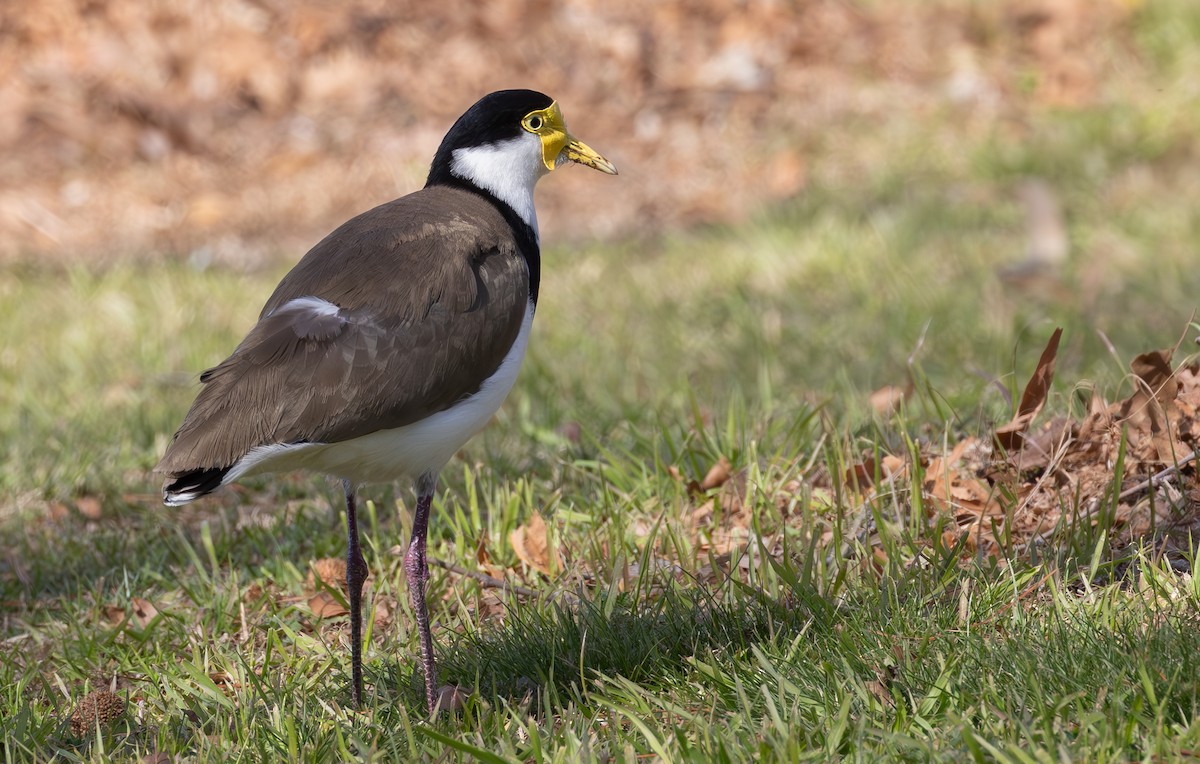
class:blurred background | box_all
[1,0,1199,499]
[0,0,1181,263]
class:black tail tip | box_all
[163,467,230,506]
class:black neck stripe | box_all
[428,174,541,304]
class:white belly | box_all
[223,301,534,486]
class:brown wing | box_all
[157,187,529,475]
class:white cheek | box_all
[450,134,547,235]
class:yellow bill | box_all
[524,101,618,175]
[560,137,618,175]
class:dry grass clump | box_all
[69,689,124,737]
[305,557,348,594]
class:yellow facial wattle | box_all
[522,102,617,175]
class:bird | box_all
[155,89,616,711]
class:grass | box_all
[5,4,1200,761]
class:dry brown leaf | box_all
[1119,348,1190,464]
[307,591,348,618]
[949,479,1002,517]
[700,456,733,491]
[995,327,1063,450]
[1005,416,1073,474]
[130,597,159,629]
[475,535,492,566]
[846,457,877,490]
[869,385,909,417]
[1132,349,1177,403]
[847,454,908,494]
[435,684,469,714]
[47,501,70,521]
[691,500,714,526]
[881,455,906,477]
[509,512,561,577]
[668,464,703,497]
[76,496,103,520]
[865,670,895,707]
[374,596,394,630]
[477,589,507,620]
[941,528,966,551]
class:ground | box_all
[3,1,1200,761]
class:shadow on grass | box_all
[385,571,836,711]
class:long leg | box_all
[404,472,438,712]
[344,478,370,707]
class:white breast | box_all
[223,301,535,486]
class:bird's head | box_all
[427,90,616,228]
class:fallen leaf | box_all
[881,455,906,477]
[130,597,159,629]
[865,665,896,707]
[509,513,560,576]
[1119,348,1189,463]
[307,591,347,618]
[374,596,394,629]
[1131,349,1176,403]
[475,535,492,566]
[434,684,468,714]
[76,496,103,520]
[701,456,733,491]
[846,456,884,490]
[1004,416,1072,474]
[47,501,70,521]
[995,327,1063,450]
[668,465,703,497]
[869,385,909,417]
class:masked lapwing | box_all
[156,90,616,711]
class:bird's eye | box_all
[527,116,543,130]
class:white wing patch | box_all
[271,296,348,340]
[276,296,342,317]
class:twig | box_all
[1116,450,1198,503]
[0,599,63,610]
[427,558,542,599]
[1016,449,1199,553]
